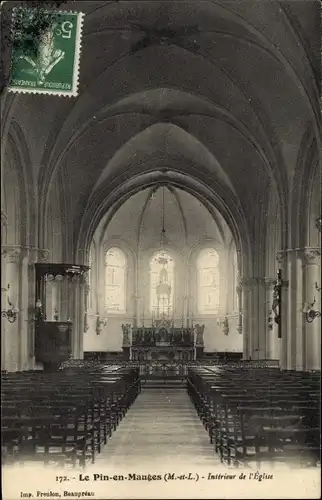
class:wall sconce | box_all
[84,311,89,333]
[315,216,321,232]
[1,285,19,323]
[96,314,107,335]
[303,298,321,323]
[217,316,229,335]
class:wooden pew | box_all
[1,363,140,467]
[187,365,320,468]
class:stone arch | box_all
[4,122,36,248]
[290,123,318,249]
[306,158,321,248]
[77,171,251,279]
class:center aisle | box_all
[87,388,221,469]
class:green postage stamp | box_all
[8,8,84,96]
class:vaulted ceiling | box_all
[95,185,231,250]
[2,0,320,252]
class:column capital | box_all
[26,247,51,264]
[239,277,257,288]
[276,250,287,263]
[303,247,321,264]
[38,248,51,263]
[1,210,7,227]
[1,244,22,262]
[276,247,321,264]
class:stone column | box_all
[97,254,106,316]
[284,249,304,370]
[264,277,277,359]
[276,251,289,370]
[256,278,267,360]
[133,294,141,327]
[84,283,90,334]
[1,213,8,369]
[1,210,7,245]
[75,277,86,360]
[240,277,269,361]
[244,277,260,360]
[27,253,37,366]
[303,248,321,371]
[2,245,22,371]
[183,295,188,326]
[60,279,69,321]
[1,247,8,370]
[19,247,31,370]
[240,278,251,360]
[187,293,192,327]
[37,249,50,319]
[235,284,243,335]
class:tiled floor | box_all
[86,388,221,469]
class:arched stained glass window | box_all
[105,247,126,312]
[150,251,174,316]
[197,248,220,314]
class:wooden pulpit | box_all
[35,320,72,371]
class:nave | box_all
[86,388,218,469]
[2,362,320,471]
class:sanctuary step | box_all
[141,379,186,390]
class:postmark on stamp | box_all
[8,7,84,96]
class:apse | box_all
[83,184,242,356]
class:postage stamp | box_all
[8,8,84,96]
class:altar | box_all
[131,343,194,362]
[121,319,205,362]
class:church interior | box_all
[1,0,321,474]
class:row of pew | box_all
[1,364,140,467]
[187,365,320,468]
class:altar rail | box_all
[57,358,280,373]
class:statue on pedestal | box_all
[122,323,131,346]
[195,324,205,346]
